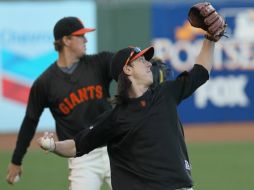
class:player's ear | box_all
[62,36,71,46]
[123,64,132,75]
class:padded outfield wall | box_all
[0,0,253,133]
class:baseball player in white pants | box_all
[6,17,114,190]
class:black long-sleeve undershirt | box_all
[11,116,39,165]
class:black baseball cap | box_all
[53,17,95,40]
[111,46,154,81]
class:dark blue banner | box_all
[151,2,254,123]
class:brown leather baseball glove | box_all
[188,2,227,42]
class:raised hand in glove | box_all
[188,2,227,42]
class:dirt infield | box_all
[1,122,254,150]
[184,122,254,143]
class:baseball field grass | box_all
[1,142,253,190]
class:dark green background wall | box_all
[97,1,151,52]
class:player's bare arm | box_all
[196,38,215,73]
[54,140,76,157]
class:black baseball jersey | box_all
[74,64,209,190]
[12,51,114,165]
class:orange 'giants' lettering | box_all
[58,84,104,115]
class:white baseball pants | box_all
[68,147,111,190]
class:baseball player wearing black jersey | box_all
[6,17,113,190]
[38,36,215,190]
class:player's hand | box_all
[37,132,56,152]
[6,163,22,185]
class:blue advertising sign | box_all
[0,1,96,132]
[152,2,254,123]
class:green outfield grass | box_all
[189,142,254,190]
[1,142,253,190]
